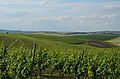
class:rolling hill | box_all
[107,37,120,46]
[0,33,120,79]
[0,33,119,49]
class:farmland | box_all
[107,37,120,46]
[0,33,120,79]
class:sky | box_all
[0,0,120,32]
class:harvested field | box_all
[107,37,120,46]
[71,41,115,48]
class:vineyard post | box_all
[64,48,66,54]
[30,48,33,57]
[30,44,37,79]
[61,73,64,79]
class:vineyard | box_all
[0,34,120,79]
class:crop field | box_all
[107,37,120,46]
[0,33,120,79]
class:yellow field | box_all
[107,37,120,46]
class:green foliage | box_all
[0,34,120,78]
[0,45,120,79]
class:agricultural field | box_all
[0,33,120,79]
[107,37,120,46]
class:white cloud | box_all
[0,0,120,31]
[104,3,120,9]
[100,14,120,19]
[1,13,119,23]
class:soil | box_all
[71,40,115,48]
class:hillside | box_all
[107,37,120,46]
[0,33,120,79]
[0,34,81,50]
[0,33,119,49]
